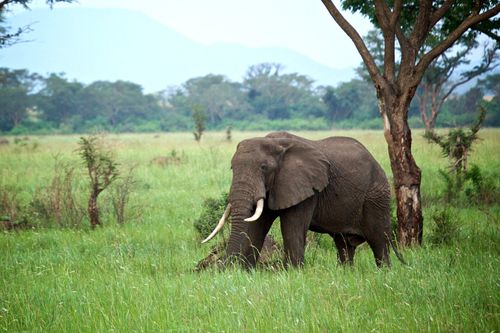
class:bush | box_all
[0,187,26,229]
[428,208,460,245]
[192,105,206,142]
[29,159,85,228]
[78,135,119,228]
[437,164,499,205]
[464,164,499,205]
[9,119,56,135]
[193,192,229,240]
[110,167,138,225]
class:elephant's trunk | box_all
[224,178,265,265]
[224,206,253,264]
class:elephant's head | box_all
[202,132,331,267]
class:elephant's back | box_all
[317,136,379,166]
[317,136,389,192]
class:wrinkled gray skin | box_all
[225,131,392,268]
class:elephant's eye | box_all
[260,164,268,171]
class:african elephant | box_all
[203,131,394,268]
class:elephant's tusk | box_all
[244,198,264,222]
[201,204,231,244]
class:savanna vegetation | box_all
[0,130,498,332]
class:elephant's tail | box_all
[388,234,407,265]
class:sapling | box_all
[77,135,119,228]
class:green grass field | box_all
[0,130,499,332]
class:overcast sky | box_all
[27,0,373,70]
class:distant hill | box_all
[1,8,355,92]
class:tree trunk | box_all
[88,190,101,229]
[381,94,423,246]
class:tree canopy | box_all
[0,65,497,135]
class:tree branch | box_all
[0,0,12,10]
[390,0,402,27]
[374,0,396,82]
[430,0,454,28]
[475,26,500,43]
[321,0,386,88]
[415,4,500,86]
[410,0,433,48]
[441,49,498,104]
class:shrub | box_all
[110,167,138,225]
[428,208,460,245]
[0,187,27,229]
[437,168,460,203]
[437,164,499,205]
[29,158,85,228]
[192,105,206,142]
[193,192,229,240]
[464,164,499,205]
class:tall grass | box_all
[0,130,499,332]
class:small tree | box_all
[77,135,119,228]
[425,106,487,201]
[425,106,486,174]
[192,105,206,142]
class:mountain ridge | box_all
[1,7,355,92]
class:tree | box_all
[37,73,84,126]
[477,73,500,126]
[79,80,159,130]
[192,105,206,142]
[78,135,119,229]
[321,1,500,246]
[425,105,486,173]
[0,67,40,131]
[0,0,75,48]
[418,43,498,129]
[323,79,379,123]
[183,75,248,126]
[357,29,498,130]
[243,63,324,120]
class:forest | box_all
[1,63,498,135]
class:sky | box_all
[26,0,373,70]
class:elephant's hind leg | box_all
[363,202,391,267]
[333,233,356,265]
[367,237,390,267]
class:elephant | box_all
[202,131,398,268]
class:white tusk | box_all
[201,204,231,244]
[244,198,264,222]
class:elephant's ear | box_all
[268,139,331,210]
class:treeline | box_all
[1,63,498,134]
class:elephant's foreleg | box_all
[333,233,356,265]
[280,197,316,267]
[242,211,277,267]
